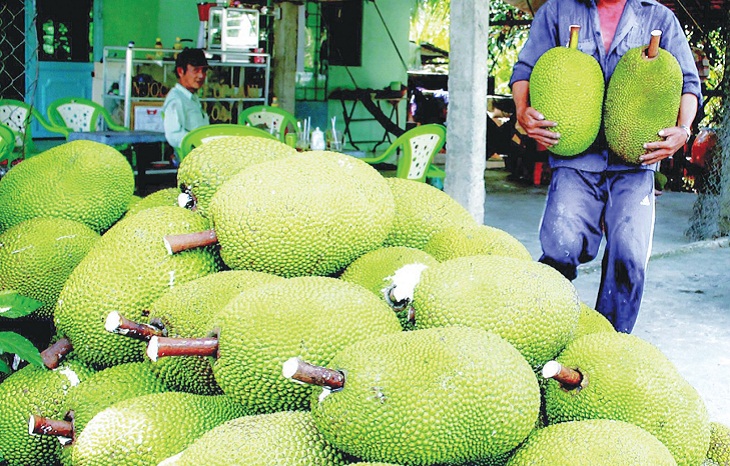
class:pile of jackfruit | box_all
[0,138,727,466]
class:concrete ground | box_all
[482,168,730,426]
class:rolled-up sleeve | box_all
[662,15,703,105]
[509,3,559,88]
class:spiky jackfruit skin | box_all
[208,152,395,277]
[706,422,730,466]
[125,187,181,218]
[213,276,402,414]
[423,224,533,262]
[0,360,94,466]
[529,47,604,156]
[573,302,615,339]
[413,255,580,369]
[544,332,710,466]
[0,217,99,319]
[170,411,348,466]
[604,46,683,164]
[54,206,220,369]
[507,419,677,466]
[71,392,247,466]
[177,136,296,217]
[147,270,284,395]
[0,140,134,233]
[63,362,167,435]
[384,178,478,249]
[310,327,540,466]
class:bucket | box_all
[197,2,214,21]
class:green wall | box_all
[102,0,201,49]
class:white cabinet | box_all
[101,44,270,130]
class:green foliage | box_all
[0,332,43,371]
[0,290,43,319]
[0,291,44,375]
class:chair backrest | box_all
[47,97,127,133]
[0,99,69,153]
[0,123,15,164]
[388,124,447,182]
[178,123,279,160]
[238,105,297,142]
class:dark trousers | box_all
[539,167,655,333]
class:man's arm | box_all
[163,100,187,151]
[513,80,561,149]
[639,92,699,165]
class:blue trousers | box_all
[539,167,655,333]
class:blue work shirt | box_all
[509,0,702,172]
[162,83,210,152]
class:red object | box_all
[533,161,544,186]
[197,2,214,21]
[690,128,717,169]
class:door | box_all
[25,0,101,138]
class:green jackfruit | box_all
[177,136,296,217]
[412,255,581,369]
[0,140,134,233]
[208,151,394,277]
[0,217,99,320]
[529,27,604,156]
[309,326,540,465]
[573,302,615,339]
[507,419,677,465]
[54,206,219,369]
[147,270,284,394]
[125,187,181,218]
[604,40,683,164]
[544,332,710,466]
[165,411,348,466]
[71,392,247,466]
[384,177,477,249]
[0,359,94,466]
[423,224,533,262]
[705,422,730,466]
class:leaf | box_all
[0,358,10,374]
[0,290,43,319]
[0,332,44,368]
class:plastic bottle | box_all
[310,127,325,151]
[155,37,164,59]
[173,37,182,59]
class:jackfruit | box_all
[0,140,134,233]
[71,392,247,466]
[423,224,532,261]
[125,187,181,218]
[302,326,540,465]
[529,25,604,156]
[177,136,296,217]
[411,255,581,369]
[705,421,730,466]
[163,411,348,466]
[0,359,93,466]
[207,151,394,277]
[543,332,710,466]
[507,419,677,465]
[54,206,219,369]
[573,302,615,339]
[0,217,99,320]
[145,270,284,394]
[604,31,683,164]
[383,177,478,249]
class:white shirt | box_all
[161,83,209,151]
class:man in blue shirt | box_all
[162,48,210,158]
[510,0,701,333]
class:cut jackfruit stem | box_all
[146,335,219,362]
[28,414,74,441]
[542,360,583,389]
[282,357,345,391]
[104,311,166,340]
[647,30,662,59]
[569,25,580,49]
[163,229,218,255]
[40,337,73,369]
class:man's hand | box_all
[516,106,560,149]
[639,126,688,165]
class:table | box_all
[68,131,172,194]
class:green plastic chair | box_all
[360,124,446,183]
[178,123,279,160]
[0,122,18,167]
[47,97,128,134]
[238,105,298,142]
[0,99,70,156]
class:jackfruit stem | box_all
[147,335,219,362]
[282,357,345,391]
[163,230,218,255]
[40,337,73,369]
[568,25,580,49]
[542,360,583,389]
[647,30,662,59]
[104,311,165,341]
[29,415,74,439]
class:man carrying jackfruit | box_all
[162,48,210,162]
[510,0,701,333]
